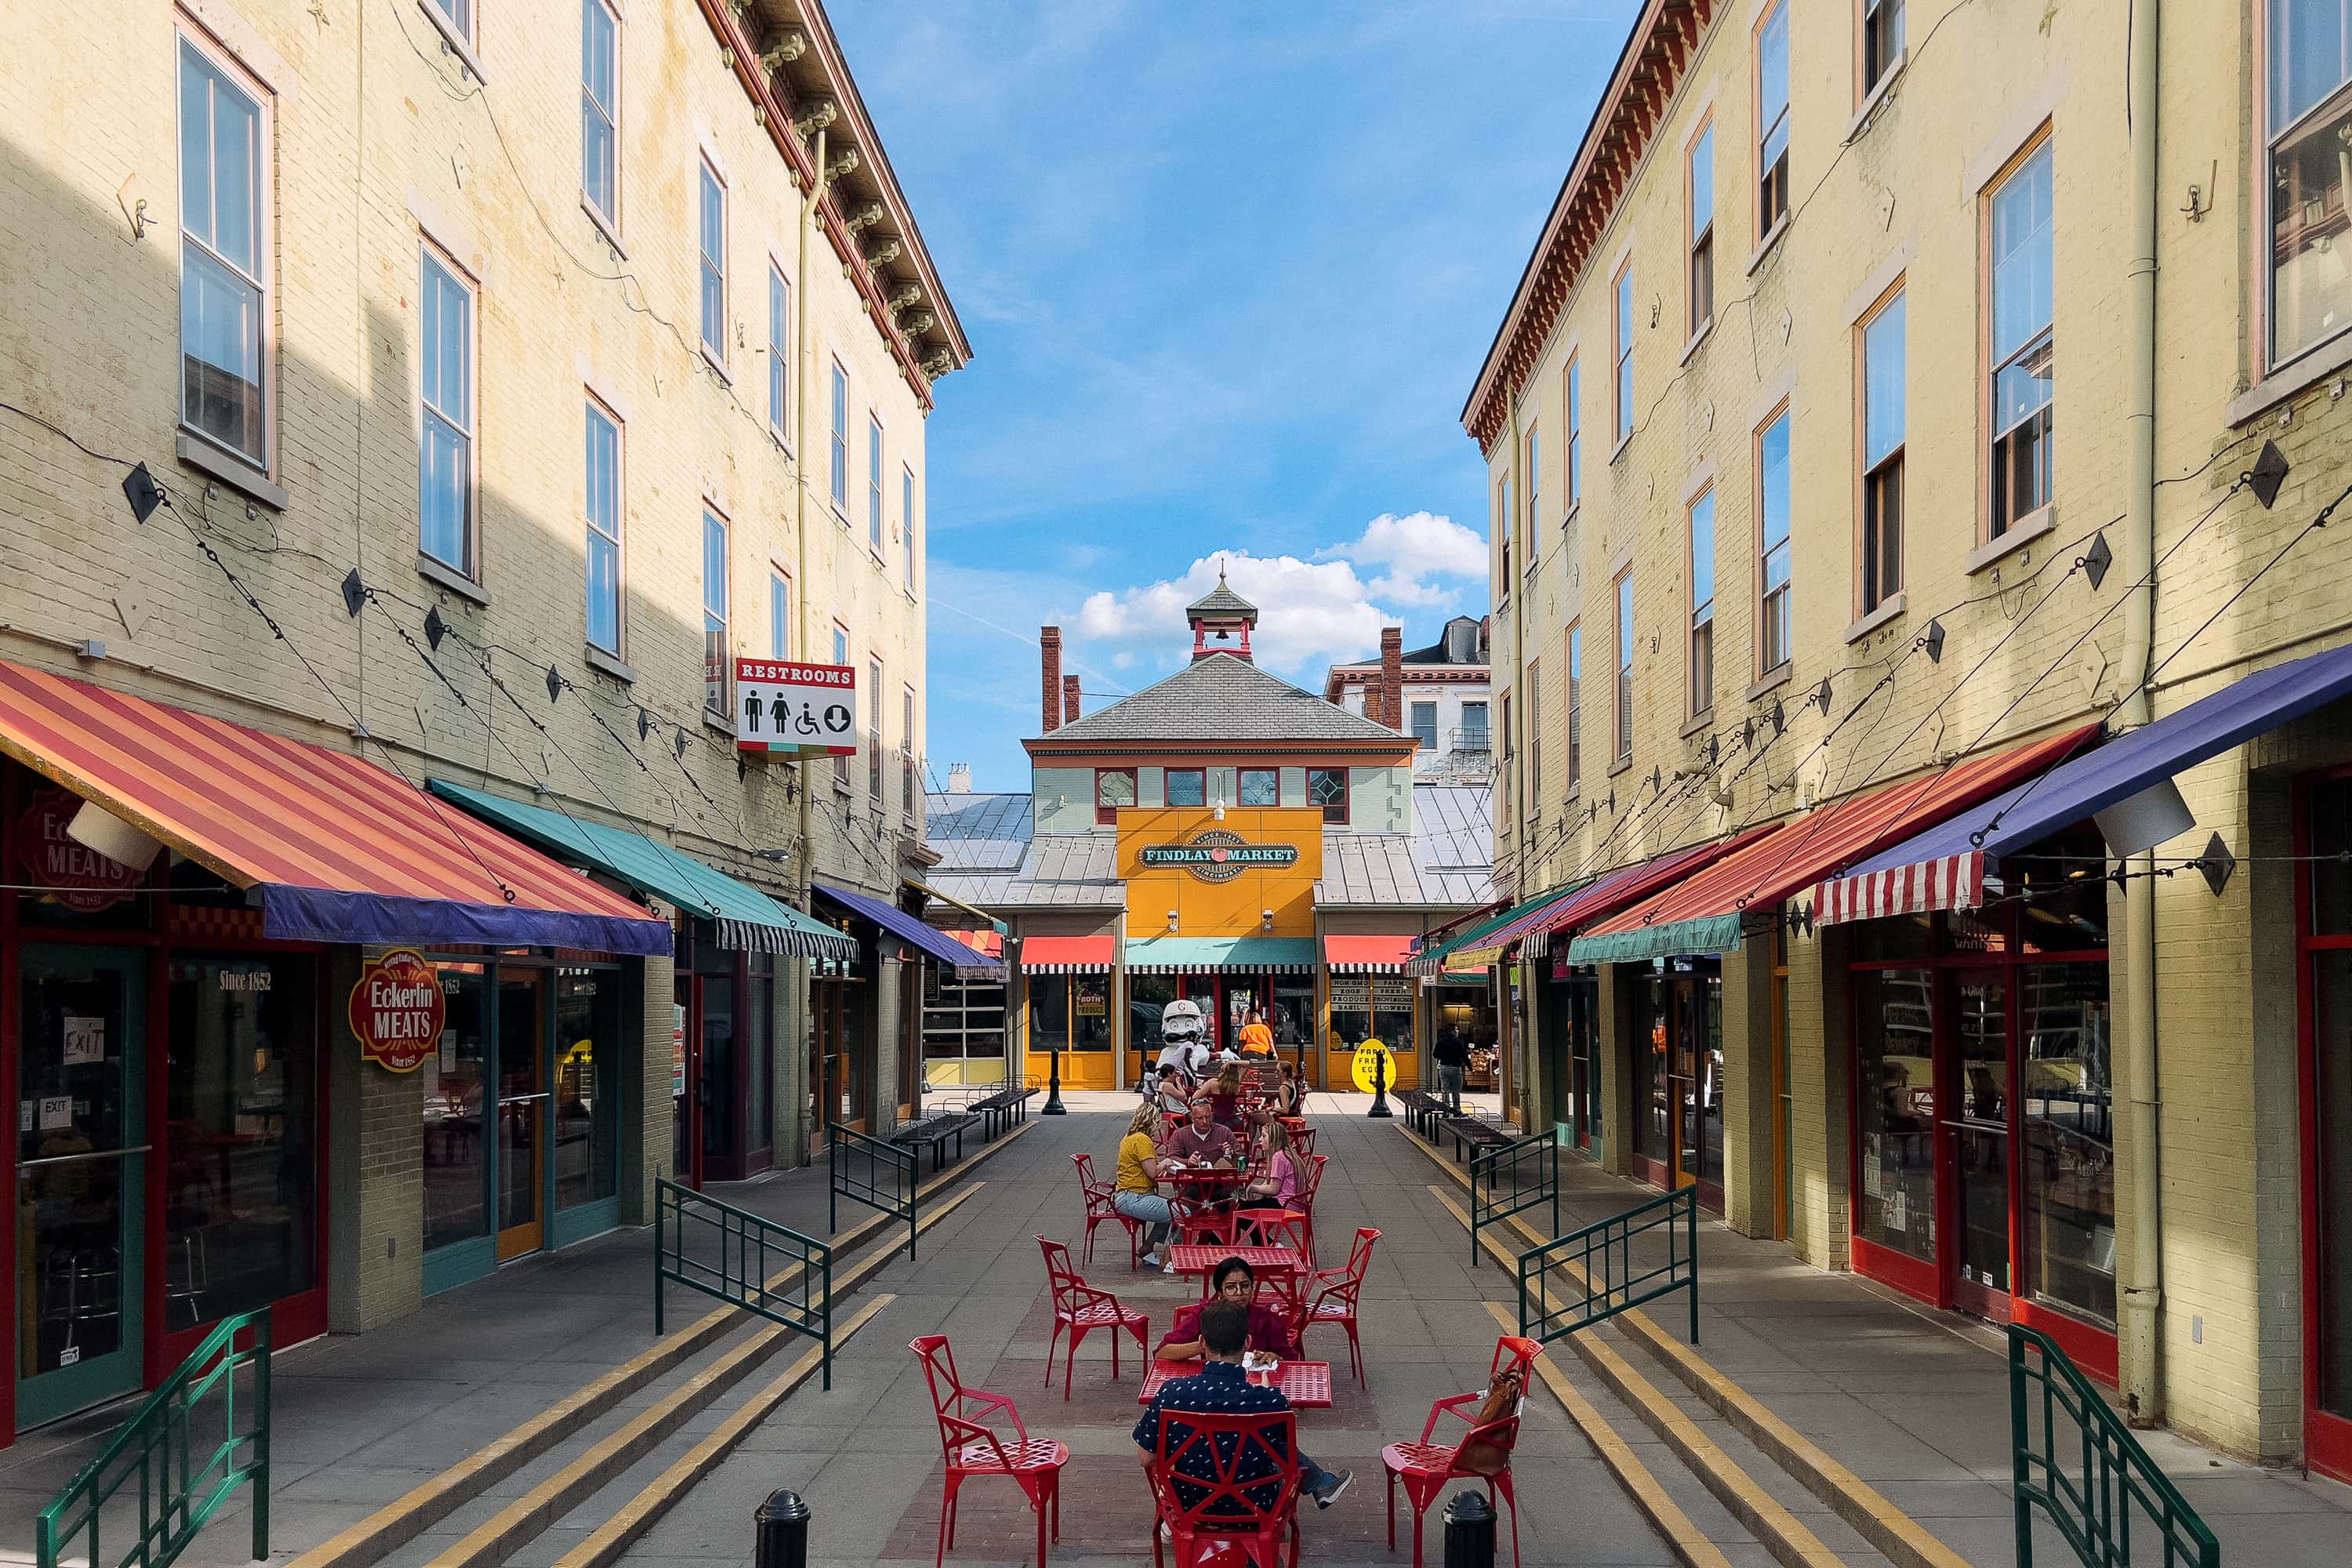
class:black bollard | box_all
[1441,1490,1497,1568]
[753,1489,811,1568]
[1366,1044,1393,1119]
[1041,1044,1067,1115]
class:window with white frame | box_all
[1524,425,1540,557]
[2270,1,2352,365]
[702,508,729,715]
[866,658,884,800]
[831,624,851,786]
[1615,568,1635,760]
[426,0,473,45]
[831,623,848,666]
[768,265,789,437]
[585,400,622,655]
[177,31,269,469]
[1988,141,2053,536]
[1410,700,1438,751]
[1527,658,1544,805]
[418,247,476,574]
[581,0,619,227]
[1613,261,1635,443]
[1687,486,1716,717]
[1862,289,1906,607]
[829,361,849,511]
[769,567,789,659]
[1496,476,1514,586]
[902,686,918,823]
[1863,0,1904,96]
[1758,407,1793,669]
[1563,357,1581,514]
[868,416,884,553]
[1688,121,1715,335]
[902,466,917,593]
[697,159,726,362]
[1756,1,1791,236]
[1566,622,1582,791]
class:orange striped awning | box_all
[0,659,670,954]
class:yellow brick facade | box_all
[1472,0,2352,1465]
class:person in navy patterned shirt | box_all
[1134,1299,1351,1516]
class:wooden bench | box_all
[1442,1114,1515,1164]
[891,1112,978,1171]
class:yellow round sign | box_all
[1349,1039,1396,1094]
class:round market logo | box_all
[1140,829,1299,884]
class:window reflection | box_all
[2022,962,2115,1324]
[1854,967,1936,1262]
[423,964,488,1251]
[555,968,619,1212]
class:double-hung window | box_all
[831,624,851,786]
[1615,570,1635,761]
[418,248,477,574]
[697,159,726,364]
[769,568,790,659]
[1756,1,1791,237]
[1461,700,1490,753]
[1863,0,1904,96]
[1563,358,1581,514]
[902,467,917,593]
[867,659,884,801]
[1165,768,1207,808]
[902,688,918,823]
[1687,487,1716,717]
[1566,623,1582,792]
[1307,767,1349,825]
[426,0,472,45]
[1758,408,1794,669]
[1861,289,1906,607]
[1688,121,1716,336]
[868,416,885,553]
[768,266,789,437]
[1410,701,1438,751]
[1239,768,1279,807]
[2269,1,2352,365]
[1497,477,1515,586]
[178,31,270,470]
[702,508,730,715]
[581,0,619,228]
[829,361,849,511]
[1524,426,1541,556]
[584,400,622,654]
[1527,659,1544,805]
[1987,142,2053,535]
[1613,263,1635,444]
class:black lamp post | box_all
[1366,1044,1393,1119]
[1042,1041,1067,1115]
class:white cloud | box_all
[1321,511,1487,608]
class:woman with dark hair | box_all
[1154,1255,1302,1361]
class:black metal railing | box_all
[1517,1185,1698,1346]
[655,1178,835,1389]
[2008,1325,2217,1568]
[1468,1132,1559,1267]
[829,1122,919,1260]
[37,1308,271,1568]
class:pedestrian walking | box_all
[1434,1022,1469,1112]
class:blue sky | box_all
[829,2,1634,790]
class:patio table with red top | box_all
[1137,1358,1333,1407]
[1166,1243,1302,1291]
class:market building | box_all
[920,583,1497,1095]
[1448,0,2352,1479]
[0,0,970,1443]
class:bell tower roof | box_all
[1185,563,1259,661]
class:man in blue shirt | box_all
[1133,1299,1351,1516]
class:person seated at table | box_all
[1240,1121,1304,1214]
[1151,1065,1192,1116]
[1157,1255,1302,1360]
[1163,1097,1238,1167]
[1135,1298,1352,1512]
[1114,1102,1179,1269]
[1273,1062,1301,1116]
[1192,1061,1244,1127]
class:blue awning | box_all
[815,880,1006,978]
[1816,640,2352,924]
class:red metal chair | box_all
[1168,1189,1236,1250]
[1072,1152,1145,1268]
[1288,1152,1330,1265]
[1231,1207,1308,1258]
[1036,1236,1150,1399]
[1381,1335,1540,1568]
[1287,1124,1317,1159]
[1142,1406,1301,1568]
[910,1334,1069,1568]
[1297,1226,1379,1387]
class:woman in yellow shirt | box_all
[1112,1102,1177,1269]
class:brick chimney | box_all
[1040,626,1063,733]
[1380,626,1405,730]
[1063,674,1082,723]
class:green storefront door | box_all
[16,945,147,1428]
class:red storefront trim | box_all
[2295,766,2352,1484]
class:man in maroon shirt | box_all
[1163,1097,1237,1165]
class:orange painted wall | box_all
[1116,808,1323,938]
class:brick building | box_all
[1448,0,2352,1478]
[0,0,971,1441]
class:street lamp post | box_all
[1366,1045,1393,1119]
[1042,1042,1067,1115]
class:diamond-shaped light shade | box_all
[2195,831,2236,897]
[637,707,652,742]
[341,569,366,619]
[1813,677,1834,715]
[546,665,564,703]
[122,462,165,524]
[2083,531,2114,591]
[2249,439,2290,510]
[1922,619,1947,663]
[424,605,447,649]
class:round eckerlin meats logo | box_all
[350,949,447,1073]
[1139,829,1300,885]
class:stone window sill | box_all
[1965,506,2056,575]
[418,553,490,607]
[584,645,637,684]
[1679,710,1714,740]
[583,197,626,259]
[1679,318,1715,367]
[2223,328,2352,427]
[1747,214,1791,278]
[1844,593,1906,645]
[1845,50,1909,144]
[416,0,486,81]
[1746,662,1794,703]
[176,434,289,512]
[1608,755,1634,779]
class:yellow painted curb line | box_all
[550,1294,897,1568]
[1406,1127,1976,1568]
[421,1185,982,1568]
[1480,1300,1737,1568]
[289,1123,1028,1568]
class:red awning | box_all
[1021,934,1113,973]
[946,928,1004,960]
[0,659,670,953]
[1569,727,2099,965]
[1323,935,1415,973]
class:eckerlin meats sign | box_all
[350,949,446,1073]
[1140,830,1299,885]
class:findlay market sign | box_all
[1139,830,1300,885]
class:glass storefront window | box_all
[925,969,1008,1086]
[699,974,735,1165]
[1031,978,1070,1051]
[554,968,620,1212]
[2018,825,2111,953]
[746,954,774,1156]
[2021,961,2115,1324]
[1633,975,1669,1167]
[2315,949,2352,1419]
[165,954,318,1327]
[1129,975,1175,1057]
[2311,778,2352,935]
[1073,976,1112,1051]
[1370,976,1415,1054]
[1327,976,1371,1049]
[1853,967,1935,1262]
[1953,971,2011,1294]
[1270,981,1313,1051]
[1852,911,1933,964]
[424,964,490,1252]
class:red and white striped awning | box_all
[1323,935,1414,973]
[1812,851,1987,926]
[1021,935,1113,974]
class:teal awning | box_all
[1564,911,1748,967]
[1122,936,1319,974]
[1403,886,1570,976]
[428,781,856,960]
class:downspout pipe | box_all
[2118,0,2164,1426]
[792,129,826,1162]
[1504,386,1528,1124]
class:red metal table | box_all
[1137,1359,1333,1407]
[1167,1244,1303,1291]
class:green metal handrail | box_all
[2008,1325,2218,1568]
[36,1308,271,1568]
[1517,1185,1698,1345]
[829,1121,919,1260]
[1469,1132,1560,1267]
[655,1178,835,1388]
